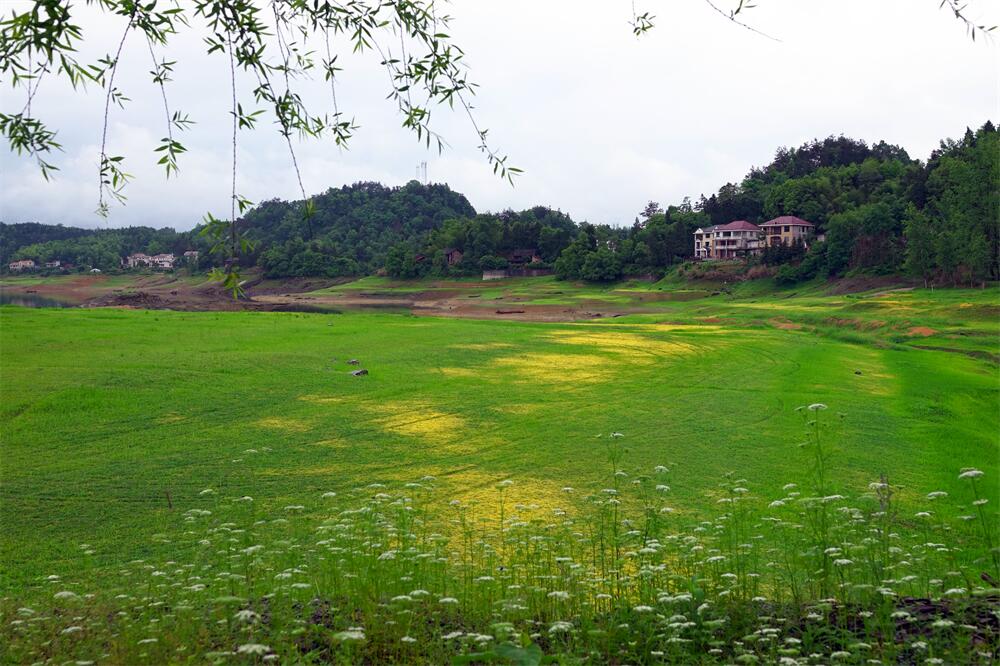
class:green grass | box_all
[3,288,997,588]
[1,284,998,663]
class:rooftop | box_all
[718,220,761,231]
[761,215,814,227]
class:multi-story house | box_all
[8,259,36,271]
[694,221,763,260]
[693,225,721,259]
[759,216,815,248]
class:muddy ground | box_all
[0,274,651,322]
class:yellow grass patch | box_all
[297,394,345,405]
[254,416,312,432]
[363,401,469,447]
[845,349,897,397]
[492,351,611,384]
[155,413,185,424]
[392,466,573,523]
[439,367,478,378]
[548,330,699,359]
[640,323,725,332]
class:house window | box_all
[783,226,790,232]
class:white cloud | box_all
[1,0,996,229]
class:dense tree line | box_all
[4,123,995,285]
[695,123,997,285]
[553,201,708,281]
[552,122,996,285]
[384,206,577,278]
[1,224,206,272]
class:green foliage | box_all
[3,123,996,286]
[693,123,997,285]
[1,222,204,272]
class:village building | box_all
[124,253,151,268]
[44,260,61,269]
[183,250,199,262]
[443,247,463,266]
[759,216,815,248]
[8,259,36,271]
[150,253,176,269]
[693,221,763,260]
[123,252,176,269]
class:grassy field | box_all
[3,285,997,588]
[1,283,998,663]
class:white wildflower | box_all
[549,621,573,633]
[236,643,271,655]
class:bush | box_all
[478,255,508,270]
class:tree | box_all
[640,201,663,221]
[580,247,623,282]
[384,243,416,279]
[903,206,936,286]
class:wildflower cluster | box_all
[2,423,997,664]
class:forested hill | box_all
[0,181,482,274]
[247,181,476,276]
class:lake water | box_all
[0,292,76,308]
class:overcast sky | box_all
[1,0,997,230]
